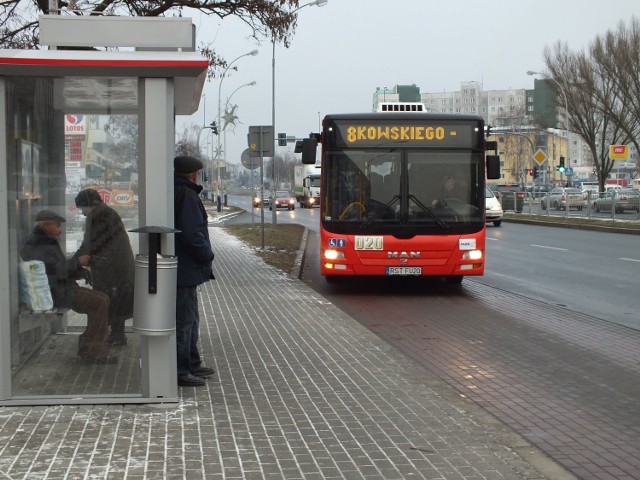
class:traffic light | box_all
[558,156,566,173]
[210,121,218,135]
[278,132,287,147]
[528,169,533,177]
[533,166,539,178]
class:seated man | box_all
[20,209,116,365]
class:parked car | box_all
[485,186,503,227]
[526,183,553,199]
[540,187,587,211]
[593,188,640,213]
[489,183,525,212]
[269,190,296,210]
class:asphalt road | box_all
[299,227,640,480]
[479,221,640,330]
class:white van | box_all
[485,186,503,227]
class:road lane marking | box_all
[530,244,568,251]
[619,257,640,263]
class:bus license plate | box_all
[386,267,422,276]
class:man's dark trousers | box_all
[176,286,202,377]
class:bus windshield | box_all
[322,148,484,235]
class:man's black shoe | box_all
[178,373,206,387]
[109,335,127,347]
[191,366,215,378]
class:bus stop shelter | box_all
[0,15,207,405]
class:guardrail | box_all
[498,191,640,222]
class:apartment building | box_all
[372,83,595,183]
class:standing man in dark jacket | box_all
[20,210,115,364]
[74,188,135,346]
[174,155,216,387]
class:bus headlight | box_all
[324,249,345,260]
[462,250,483,260]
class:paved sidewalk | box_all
[0,226,572,479]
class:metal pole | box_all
[217,50,258,196]
[221,81,255,198]
[259,127,265,248]
[271,38,277,225]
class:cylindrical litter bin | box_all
[133,254,177,335]
[514,192,525,213]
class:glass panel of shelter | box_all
[8,76,142,398]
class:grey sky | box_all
[180,0,639,167]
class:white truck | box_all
[294,164,321,208]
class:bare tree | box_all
[175,124,203,157]
[590,19,640,159]
[545,40,631,192]
[0,0,303,78]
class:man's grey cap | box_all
[35,210,66,223]
[174,155,203,174]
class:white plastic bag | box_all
[19,259,54,312]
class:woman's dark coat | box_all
[75,203,135,318]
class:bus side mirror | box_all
[486,155,501,179]
[301,138,317,164]
[486,140,498,152]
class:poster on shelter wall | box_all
[32,144,41,197]
[18,140,33,199]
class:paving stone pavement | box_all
[0,226,573,480]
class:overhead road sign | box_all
[248,126,274,157]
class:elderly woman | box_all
[74,188,135,346]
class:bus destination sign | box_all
[332,121,478,148]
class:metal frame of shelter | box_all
[0,15,207,405]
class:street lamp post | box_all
[527,70,570,180]
[271,0,328,223]
[221,81,256,198]
[216,49,258,197]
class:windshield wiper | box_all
[408,194,449,229]
[360,196,400,228]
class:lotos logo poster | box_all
[65,114,86,135]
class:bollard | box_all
[217,195,222,212]
[224,193,228,207]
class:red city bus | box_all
[300,112,500,283]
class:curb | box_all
[294,227,309,280]
[206,206,245,224]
